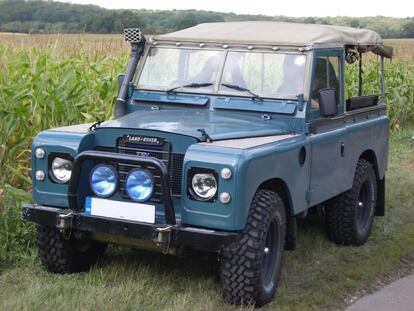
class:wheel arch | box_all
[359,149,379,179]
[258,178,293,216]
[258,178,297,250]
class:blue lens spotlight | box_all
[126,169,153,202]
[90,164,117,197]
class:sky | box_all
[60,0,413,17]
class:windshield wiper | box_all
[166,82,213,94]
[220,83,263,101]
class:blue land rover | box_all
[22,22,392,307]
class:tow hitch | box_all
[56,211,73,239]
[154,225,174,254]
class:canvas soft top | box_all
[153,21,393,58]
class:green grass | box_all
[0,129,413,311]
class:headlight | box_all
[51,157,72,183]
[191,173,217,201]
[90,165,117,197]
[126,169,153,202]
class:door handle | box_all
[340,142,345,157]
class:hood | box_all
[99,109,290,141]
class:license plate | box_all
[84,197,155,223]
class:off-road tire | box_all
[37,225,107,273]
[220,190,286,307]
[325,159,377,246]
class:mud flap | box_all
[285,215,297,251]
[375,177,385,216]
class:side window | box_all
[311,56,341,112]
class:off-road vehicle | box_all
[22,22,392,306]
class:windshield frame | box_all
[133,44,311,101]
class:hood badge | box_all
[124,134,164,145]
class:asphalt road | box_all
[346,273,414,311]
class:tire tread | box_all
[220,190,286,307]
[325,159,377,246]
[37,226,106,273]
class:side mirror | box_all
[318,88,338,117]
[118,73,125,94]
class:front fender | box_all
[182,134,311,231]
[182,144,243,230]
[237,135,310,229]
[32,124,94,207]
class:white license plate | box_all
[84,197,155,223]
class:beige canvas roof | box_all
[153,21,393,58]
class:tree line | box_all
[0,0,413,38]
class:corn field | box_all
[0,34,413,266]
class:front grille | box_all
[170,153,185,195]
[115,135,184,202]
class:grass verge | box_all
[0,128,413,311]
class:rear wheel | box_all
[325,159,377,246]
[220,190,286,307]
[37,225,107,273]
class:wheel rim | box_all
[75,239,91,252]
[261,217,280,292]
[356,179,374,230]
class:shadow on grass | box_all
[96,213,328,283]
[298,213,326,234]
[99,245,220,281]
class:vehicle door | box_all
[308,50,348,206]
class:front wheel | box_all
[220,190,286,307]
[37,225,107,273]
[325,159,377,246]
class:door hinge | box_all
[306,190,314,202]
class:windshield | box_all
[137,48,222,91]
[135,47,307,98]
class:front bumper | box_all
[21,204,239,253]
